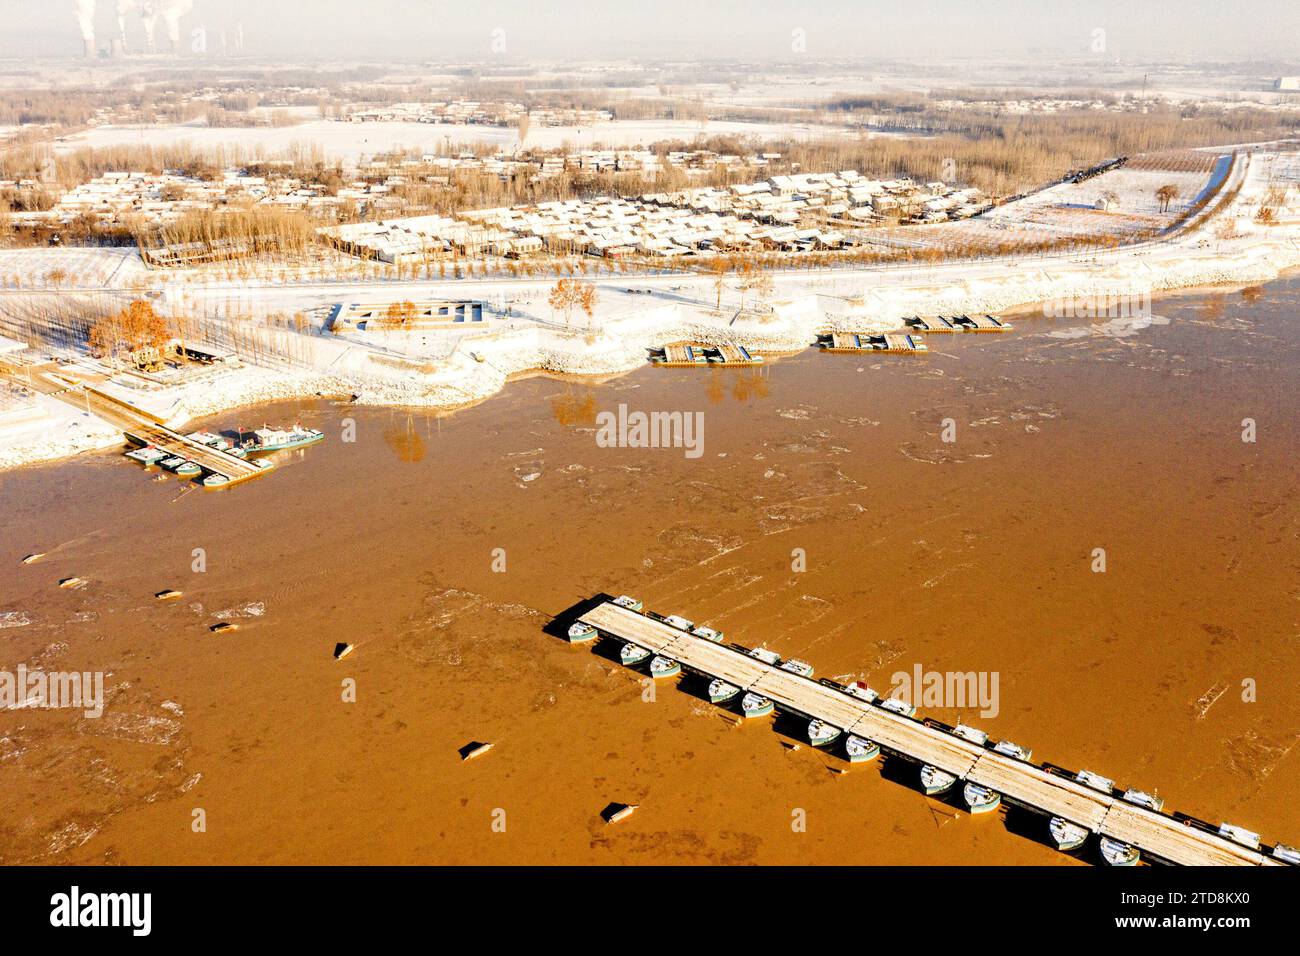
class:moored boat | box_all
[1076,770,1114,794]
[125,446,169,465]
[1049,817,1089,851]
[846,680,878,703]
[612,594,643,611]
[1217,823,1260,850]
[1100,836,1140,866]
[187,430,237,453]
[920,764,956,795]
[159,456,187,471]
[747,646,781,666]
[649,655,681,679]
[239,422,325,453]
[662,614,694,631]
[691,625,724,642]
[962,782,1001,814]
[807,718,841,747]
[174,461,202,477]
[567,621,597,643]
[1273,844,1300,865]
[1122,788,1164,812]
[708,679,739,704]
[954,723,988,746]
[202,473,230,488]
[879,696,916,718]
[844,735,880,763]
[741,692,773,719]
[780,658,814,678]
[993,739,1033,762]
[620,642,651,665]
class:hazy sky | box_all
[1,0,1298,62]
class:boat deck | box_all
[576,599,1285,867]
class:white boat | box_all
[1100,836,1140,866]
[920,765,957,795]
[1122,788,1164,812]
[844,735,880,763]
[1217,823,1260,850]
[708,679,739,704]
[993,739,1033,762]
[240,423,324,453]
[741,692,773,718]
[807,718,841,747]
[747,647,781,666]
[962,782,1001,814]
[620,642,650,665]
[846,681,877,703]
[780,658,814,678]
[606,804,638,824]
[1273,844,1300,865]
[612,595,643,611]
[187,430,235,451]
[125,446,168,465]
[879,696,916,718]
[954,724,988,746]
[1076,770,1114,794]
[662,614,694,631]
[649,656,681,679]
[567,621,597,643]
[160,456,187,470]
[691,625,723,642]
[1049,817,1089,851]
[202,474,230,488]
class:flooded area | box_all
[1,278,1297,865]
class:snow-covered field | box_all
[52,117,871,163]
[0,247,146,289]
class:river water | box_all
[1,278,1296,864]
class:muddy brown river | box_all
[1,278,1296,865]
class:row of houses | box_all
[319,169,989,263]
[3,169,397,229]
[345,100,613,127]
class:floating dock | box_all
[125,424,267,487]
[650,343,710,366]
[818,332,928,353]
[953,313,1013,332]
[906,315,958,333]
[650,343,764,366]
[709,344,764,365]
[573,598,1289,867]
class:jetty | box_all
[573,597,1290,867]
[124,422,265,486]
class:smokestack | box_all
[74,0,97,59]
[161,0,193,52]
